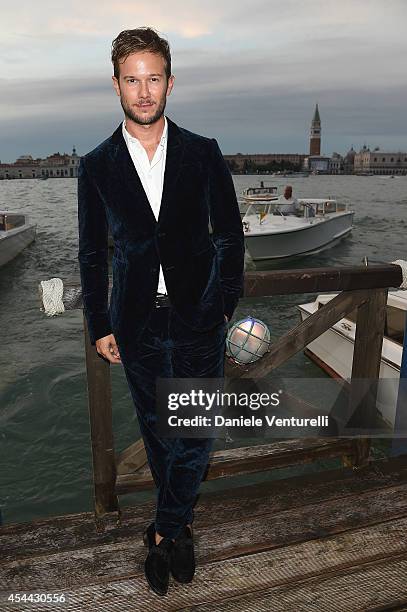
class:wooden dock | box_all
[19,262,405,610]
[2,453,407,611]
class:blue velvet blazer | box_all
[77,116,245,354]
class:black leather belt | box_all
[155,293,170,308]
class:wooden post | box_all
[83,314,119,526]
[343,289,387,469]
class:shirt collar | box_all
[122,115,168,149]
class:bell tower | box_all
[309,104,321,156]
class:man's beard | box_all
[120,92,167,126]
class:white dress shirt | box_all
[122,116,168,295]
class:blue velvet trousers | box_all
[121,304,228,539]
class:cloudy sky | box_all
[1,0,406,162]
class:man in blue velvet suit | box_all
[77,27,244,596]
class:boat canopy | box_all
[244,186,278,196]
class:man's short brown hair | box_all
[111,27,172,80]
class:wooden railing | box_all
[39,263,404,525]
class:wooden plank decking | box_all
[2,454,407,611]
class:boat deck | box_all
[2,454,407,611]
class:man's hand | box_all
[95,334,121,364]
[224,314,229,323]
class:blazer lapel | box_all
[158,116,185,226]
[109,116,185,228]
[109,121,156,226]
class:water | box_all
[0,175,406,525]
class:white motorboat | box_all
[297,290,407,428]
[242,198,354,261]
[0,211,36,267]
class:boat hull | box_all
[298,304,401,428]
[244,212,354,261]
[0,226,36,267]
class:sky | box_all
[1,0,406,162]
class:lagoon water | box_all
[0,174,406,525]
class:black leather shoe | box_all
[143,523,174,596]
[142,522,155,547]
[170,524,195,583]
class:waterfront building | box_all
[343,147,356,174]
[353,146,407,175]
[329,152,343,174]
[303,155,331,173]
[223,153,306,173]
[0,147,80,179]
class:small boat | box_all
[242,198,354,261]
[241,181,279,203]
[297,290,407,428]
[239,181,279,218]
[0,211,36,267]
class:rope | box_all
[392,260,407,289]
[40,277,65,316]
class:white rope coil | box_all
[40,278,65,316]
[392,260,407,290]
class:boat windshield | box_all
[297,199,340,214]
[0,213,26,231]
[243,202,279,216]
[243,198,345,219]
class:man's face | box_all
[112,51,174,126]
[284,186,292,199]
